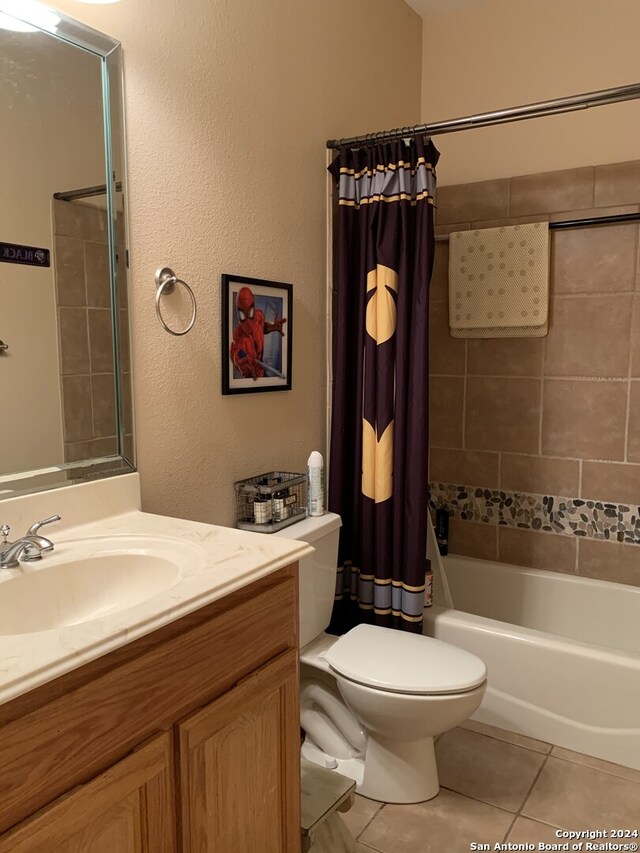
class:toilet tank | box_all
[278,512,342,648]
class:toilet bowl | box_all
[281,512,487,804]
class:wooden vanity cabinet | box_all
[0,565,301,853]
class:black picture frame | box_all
[221,274,293,395]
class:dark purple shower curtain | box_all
[328,138,439,634]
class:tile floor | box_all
[337,720,640,853]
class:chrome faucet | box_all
[0,515,61,569]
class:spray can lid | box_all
[307,451,324,467]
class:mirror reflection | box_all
[0,16,132,490]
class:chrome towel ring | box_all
[154,267,197,336]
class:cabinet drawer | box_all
[0,571,297,834]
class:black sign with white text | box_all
[0,242,50,267]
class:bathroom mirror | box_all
[0,3,134,498]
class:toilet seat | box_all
[324,624,487,696]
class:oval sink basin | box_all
[0,537,188,635]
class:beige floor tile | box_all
[523,757,640,829]
[507,816,562,844]
[360,788,513,853]
[461,719,552,755]
[435,728,546,812]
[550,747,640,784]
[310,813,357,852]
[339,796,383,840]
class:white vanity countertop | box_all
[0,507,312,706]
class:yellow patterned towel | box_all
[448,222,550,338]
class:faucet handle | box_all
[0,525,10,544]
[26,515,61,537]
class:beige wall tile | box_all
[88,308,115,374]
[84,241,111,308]
[470,215,549,229]
[65,436,118,463]
[54,235,86,306]
[53,200,89,240]
[509,167,594,216]
[548,203,640,222]
[436,179,509,226]
[550,747,640,784]
[91,374,116,438]
[80,203,109,244]
[630,299,640,376]
[542,379,627,460]
[461,720,551,755]
[121,372,134,435]
[429,300,465,375]
[62,375,93,442]
[449,518,498,561]
[500,454,580,496]
[552,225,638,294]
[595,161,640,207]
[429,448,499,488]
[498,527,576,573]
[436,728,546,812]
[467,337,544,377]
[430,241,450,302]
[466,377,541,453]
[581,461,640,505]
[119,308,131,373]
[429,376,464,448]
[359,789,513,853]
[544,295,632,378]
[58,307,89,375]
[523,757,640,829]
[435,222,470,236]
[578,539,640,587]
[625,381,640,462]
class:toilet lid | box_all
[324,624,487,695]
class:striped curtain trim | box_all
[338,157,436,179]
[337,156,436,209]
[334,563,425,619]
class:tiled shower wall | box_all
[52,199,132,464]
[428,160,640,587]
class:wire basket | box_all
[234,471,306,533]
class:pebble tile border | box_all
[429,482,640,544]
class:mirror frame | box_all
[0,2,135,499]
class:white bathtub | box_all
[423,553,640,770]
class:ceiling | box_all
[405,0,487,17]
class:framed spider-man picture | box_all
[221,274,293,395]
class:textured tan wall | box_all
[51,0,423,525]
[429,161,640,586]
[420,0,640,184]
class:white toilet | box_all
[282,512,487,804]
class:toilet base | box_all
[302,734,440,804]
[359,734,439,804]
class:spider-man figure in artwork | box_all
[230,286,287,379]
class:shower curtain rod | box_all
[53,181,122,202]
[326,82,640,149]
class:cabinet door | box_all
[178,649,301,853]
[0,733,175,853]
